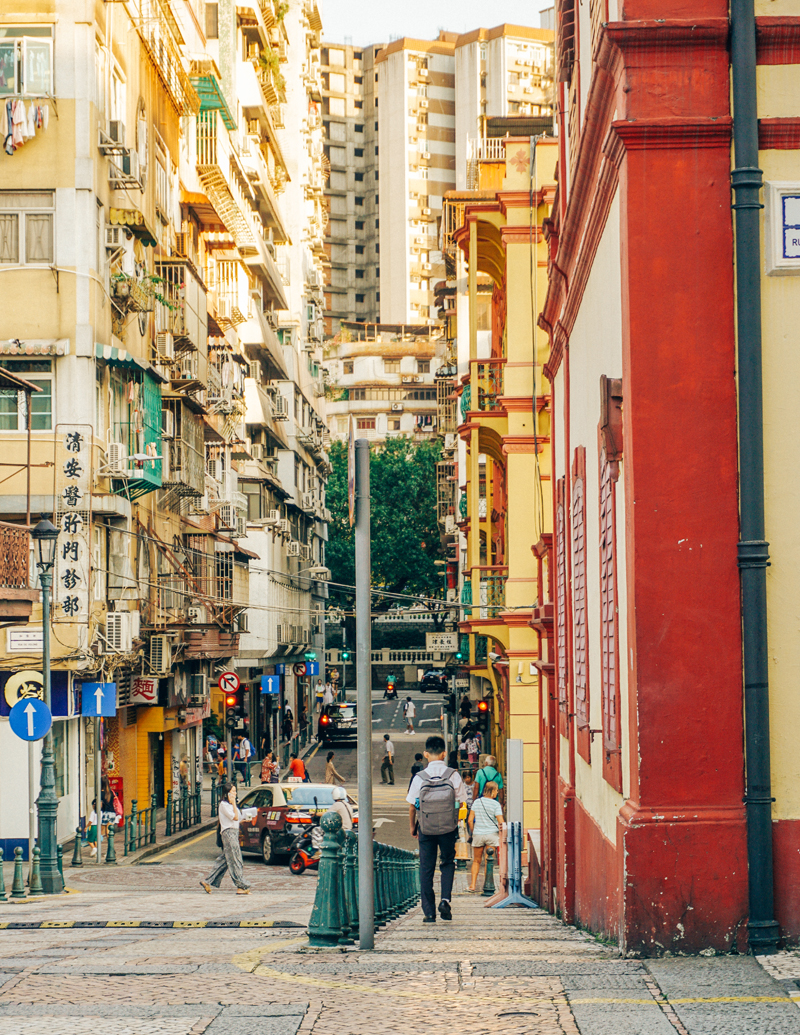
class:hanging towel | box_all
[42,104,49,131]
[26,101,35,139]
[12,101,25,147]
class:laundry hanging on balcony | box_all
[1,98,49,155]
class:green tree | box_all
[326,437,446,629]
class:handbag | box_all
[216,821,223,849]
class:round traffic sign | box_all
[9,697,52,742]
[293,662,307,676]
[219,671,240,694]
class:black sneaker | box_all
[438,900,452,921]
[422,915,436,924]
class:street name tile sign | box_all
[8,697,52,741]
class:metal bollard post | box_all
[308,812,346,946]
[482,846,496,896]
[10,847,25,898]
[210,774,217,816]
[337,831,353,945]
[29,846,44,896]
[106,822,117,865]
[71,827,83,867]
[165,790,173,837]
[151,794,158,844]
[57,845,64,885]
[343,831,358,932]
[129,800,138,854]
[0,847,5,901]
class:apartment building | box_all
[0,0,328,860]
[326,323,443,443]
[320,43,383,332]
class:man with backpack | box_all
[474,755,503,798]
[407,734,467,923]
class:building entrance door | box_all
[149,733,165,806]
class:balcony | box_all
[478,567,507,618]
[196,111,261,252]
[155,261,208,361]
[0,523,37,624]
[436,460,456,522]
[110,371,164,500]
[162,400,206,497]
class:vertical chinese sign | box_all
[53,425,93,624]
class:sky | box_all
[320,0,552,47]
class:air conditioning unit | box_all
[216,298,231,320]
[273,395,289,419]
[251,443,265,460]
[402,376,414,383]
[445,515,457,535]
[237,612,249,633]
[263,509,280,525]
[300,544,312,560]
[422,262,432,271]
[248,361,261,381]
[105,225,127,249]
[149,635,171,675]
[444,433,457,450]
[234,516,247,538]
[189,493,210,515]
[418,98,429,108]
[278,518,291,536]
[108,120,126,145]
[287,541,301,557]
[180,355,196,379]
[106,612,133,653]
[155,332,174,361]
[419,68,429,78]
[391,403,404,412]
[218,503,236,529]
[302,492,315,510]
[161,409,175,440]
[187,606,208,624]
[422,207,431,215]
[191,673,209,699]
[105,441,128,475]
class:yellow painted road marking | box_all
[174,921,206,927]
[107,921,140,927]
[40,921,75,928]
[233,937,309,971]
[140,828,214,861]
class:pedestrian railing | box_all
[165,785,202,836]
[123,796,158,856]
[308,812,420,946]
[210,775,225,816]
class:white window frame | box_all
[0,359,54,431]
[0,29,54,98]
[0,190,55,266]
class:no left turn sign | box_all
[219,671,240,694]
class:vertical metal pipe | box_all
[25,389,30,527]
[355,439,374,949]
[731,0,780,952]
[36,571,61,892]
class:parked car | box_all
[237,782,358,864]
[419,670,448,693]
[317,701,358,744]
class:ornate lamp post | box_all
[32,518,61,894]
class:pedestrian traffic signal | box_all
[341,650,350,661]
[455,648,464,662]
[304,650,317,662]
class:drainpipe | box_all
[730,0,780,952]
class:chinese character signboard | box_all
[53,425,93,623]
[131,676,159,706]
[426,631,458,652]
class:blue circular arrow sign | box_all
[9,697,52,741]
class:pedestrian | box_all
[200,782,258,895]
[86,799,98,858]
[206,731,219,771]
[217,742,228,778]
[328,786,354,831]
[380,733,395,785]
[179,755,189,786]
[459,695,471,720]
[403,695,416,734]
[407,734,467,923]
[315,679,325,712]
[475,755,504,798]
[462,769,475,808]
[99,780,118,839]
[288,753,306,781]
[325,750,345,784]
[410,752,425,782]
[323,681,335,707]
[467,781,504,892]
[260,751,279,784]
[299,703,308,734]
[233,736,247,784]
[259,731,271,759]
[242,733,254,785]
[464,731,480,769]
[282,709,293,742]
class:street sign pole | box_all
[27,742,35,885]
[95,718,102,866]
[355,438,374,949]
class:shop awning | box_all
[95,343,166,382]
[0,339,69,356]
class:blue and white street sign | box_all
[275,663,286,675]
[81,682,117,717]
[9,697,52,741]
[261,674,281,695]
[304,661,319,676]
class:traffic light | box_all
[445,692,456,716]
[476,698,490,735]
[225,691,238,729]
[341,650,350,661]
[304,650,317,662]
[454,648,464,662]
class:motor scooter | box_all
[288,812,323,875]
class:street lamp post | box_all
[32,518,61,894]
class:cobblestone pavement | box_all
[0,848,797,1034]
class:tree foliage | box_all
[326,437,445,616]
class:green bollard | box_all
[372,842,382,927]
[129,800,138,853]
[10,847,26,898]
[105,821,118,865]
[337,831,353,945]
[57,845,64,886]
[151,794,158,844]
[29,847,44,896]
[71,827,83,867]
[165,790,173,837]
[308,811,346,947]
[343,831,358,931]
[482,845,496,896]
[0,847,6,901]
[388,847,399,918]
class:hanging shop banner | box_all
[52,424,93,623]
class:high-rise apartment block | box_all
[321,44,382,332]
[320,25,553,333]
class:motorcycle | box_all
[384,681,398,700]
[288,809,323,875]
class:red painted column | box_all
[613,19,749,953]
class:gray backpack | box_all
[417,767,457,835]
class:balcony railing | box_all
[475,359,504,411]
[155,260,208,357]
[196,111,260,251]
[479,567,507,618]
[437,377,457,433]
[0,522,30,589]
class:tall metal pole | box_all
[731,0,779,952]
[355,439,374,949]
[95,719,102,866]
[27,742,35,883]
[36,571,62,893]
